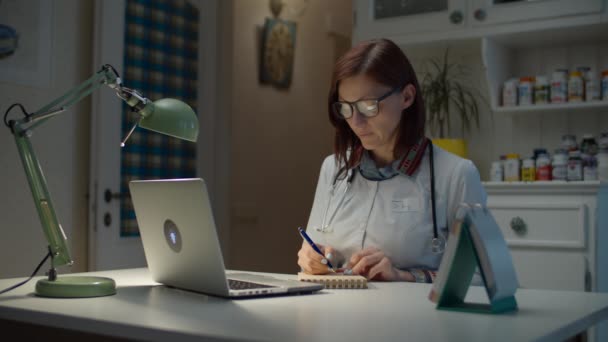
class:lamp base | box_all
[35,276,116,298]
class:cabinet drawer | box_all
[510,249,586,291]
[488,203,586,249]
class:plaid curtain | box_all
[120,0,199,236]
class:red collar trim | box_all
[397,137,430,176]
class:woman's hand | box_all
[297,242,339,275]
[345,247,413,281]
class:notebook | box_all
[297,272,368,289]
[129,178,324,298]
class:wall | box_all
[0,0,350,278]
[214,0,234,263]
[0,0,93,277]
[227,0,352,273]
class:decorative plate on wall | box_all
[260,18,297,89]
[0,24,18,59]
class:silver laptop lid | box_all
[129,178,323,298]
[129,178,231,297]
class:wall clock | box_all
[260,18,296,89]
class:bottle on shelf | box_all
[551,69,568,103]
[518,77,534,106]
[534,75,549,105]
[567,150,583,181]
[568,71,584,102]
[504,153,521,182]
[490,161,503,182]
[533,148,548,160]
[578,66,591,102]
[583,157,598,181]
[581,134,599,156]
[536,153,552,181]
[561,134,578,152]
[599,132,608,149]
[521,158,536,181]
[552,149,568,181]
[581,134,599,181]
[502,78,518,107]
[585,71,600,102]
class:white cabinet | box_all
[482,27,608,115]
[354,0,467,42]
[354,0,607,45]
[484,181,608,341]
[470,0,603,27]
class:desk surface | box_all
[1,268,608,342]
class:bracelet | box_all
[408,269,428,283]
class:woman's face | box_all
[338,74,415,157]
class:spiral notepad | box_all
[297,272,368,289]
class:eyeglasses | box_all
[332,86,401,119]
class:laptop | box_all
[128,178,323,298]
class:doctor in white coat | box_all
[297,38,487,283]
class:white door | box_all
[89,0,218,271]
[469,0,603,27]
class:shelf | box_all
[482,180,603,194]
[482,35,608,114]
[486,22,608,49]
[494,101,608,116]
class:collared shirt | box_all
[358,150,402,181]
[358,136,431,181]
[306,138,487,278]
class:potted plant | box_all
[420,49,484,158]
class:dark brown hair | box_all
[328,38,425,175]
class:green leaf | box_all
[420,48,482,139]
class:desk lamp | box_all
[3,65,198,297]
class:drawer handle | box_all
[474,8,487,21]
[510,217,527,235]
[449,10,463,24]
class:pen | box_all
[298,226,334,270]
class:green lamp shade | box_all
[138,98,199,142]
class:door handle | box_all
[104,188,130,203]
[103,188,130,227]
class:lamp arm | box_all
[7,65,121,269]
[16,65,120,132]
[12,131,73,268]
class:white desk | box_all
[1,268,608,342]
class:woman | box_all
[297,38,486,282]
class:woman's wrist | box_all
[395,269,415,282]
[406,269,434,283]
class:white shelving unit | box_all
[482,23,608,114]
[354,0,607,47]
[494,101,608,116]
[483,180,601,189]
[470,0,603,28]
[353,3,608,341]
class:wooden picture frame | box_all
[259,18,296,89]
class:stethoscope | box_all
[319,141,446,254]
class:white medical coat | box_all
[306,145,487,270]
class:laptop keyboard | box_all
[228,279,274,290]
